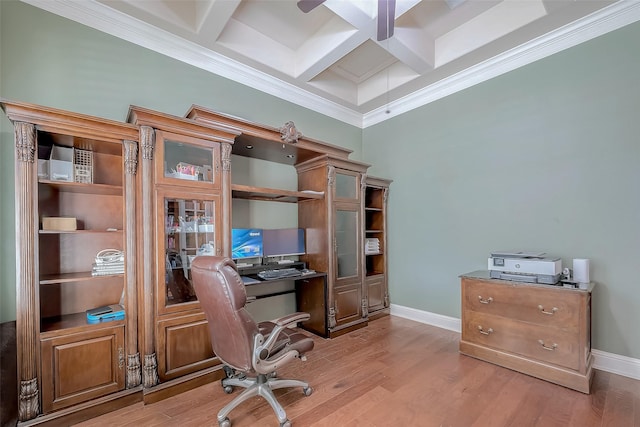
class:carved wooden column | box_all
[326,165,336,331]
[140,126,159,387]
[220,142,232,257]
[14,122,40,421]
[383,187,390,308]
[123,140,141,388]
[360,173,368,319]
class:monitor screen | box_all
[231,228,263,259]
[263,228,305,257]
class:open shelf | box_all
[232,184,324,203]
[40,312,125,336]
[39,271,124,285]
[39,229,123,234]
[39,179,123,196]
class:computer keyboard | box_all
[257,268,302,280]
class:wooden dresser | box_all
[459,271,594,393]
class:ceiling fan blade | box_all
[377,0,396,41]
[297,0,326,13]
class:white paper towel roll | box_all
[573,258,590,283]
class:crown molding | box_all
[20,0,640,129]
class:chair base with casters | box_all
[218,367,312,427]
[190,256,316,427]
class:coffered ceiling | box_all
[22,0,640,127]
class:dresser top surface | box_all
[460,270,595,293]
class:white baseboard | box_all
[390,303,640,381]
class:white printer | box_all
[488,251,562,285]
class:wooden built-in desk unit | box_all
[2,99,391,425]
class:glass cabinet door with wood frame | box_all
[155,130,220,189]
[332,168,362,284]
[157,188,221,314]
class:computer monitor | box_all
[263,228,305,257]
[231,228,263,260]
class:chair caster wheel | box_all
[280,419,291,427]
[303,386,313,396]
[223,385,234,394]
[219,417,231,427]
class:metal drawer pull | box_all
[477,325,493,335]
[538,305,558,315]
[478,296,493,304]
[538,340,557,351]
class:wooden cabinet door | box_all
[41,326,125,413]
[366,275,386,313]
[156,313,219,381]
[334,283,362,326]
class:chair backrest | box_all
[191,256,259,372]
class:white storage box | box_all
[49,146,74,182]
[38,159,49,179]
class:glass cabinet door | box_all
[156,130,220,187]
[334,208,359,280]
[162,193,219,310]
[334,170,359,200]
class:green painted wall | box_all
[0,1,362,322]
[363,21,640,359]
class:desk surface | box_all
[241,271,326,286]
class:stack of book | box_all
[92,249,125,276]
[365,238,380,254]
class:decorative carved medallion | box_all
[15,122,36,163]
[279,121,302,144]
[221,143,232,172]
[143,353,159,388]
[141,126,155,160]
[18,378,39,421]
[127,353,142,388]
[383,188,389,203]
[361,298,368,318]
[384,293,389,307]
[327,165,335,187]
[124,140,138,175]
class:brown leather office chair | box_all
[191,256,314,427]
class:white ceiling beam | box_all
[324,0,378,38]
[295,0,384,82]
[295,17,369,81]
[434,0,547,67]
[217,18,295,75]
[194,0,241,40]
[379,26,434,74]
[395,0,423,17]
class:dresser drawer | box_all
[462,310,580,370]
[462,278,583,331]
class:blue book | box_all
[86,304,125,323]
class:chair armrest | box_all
[258,312,310,353]
[271,312,310,327]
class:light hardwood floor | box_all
[75,316,640,427]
